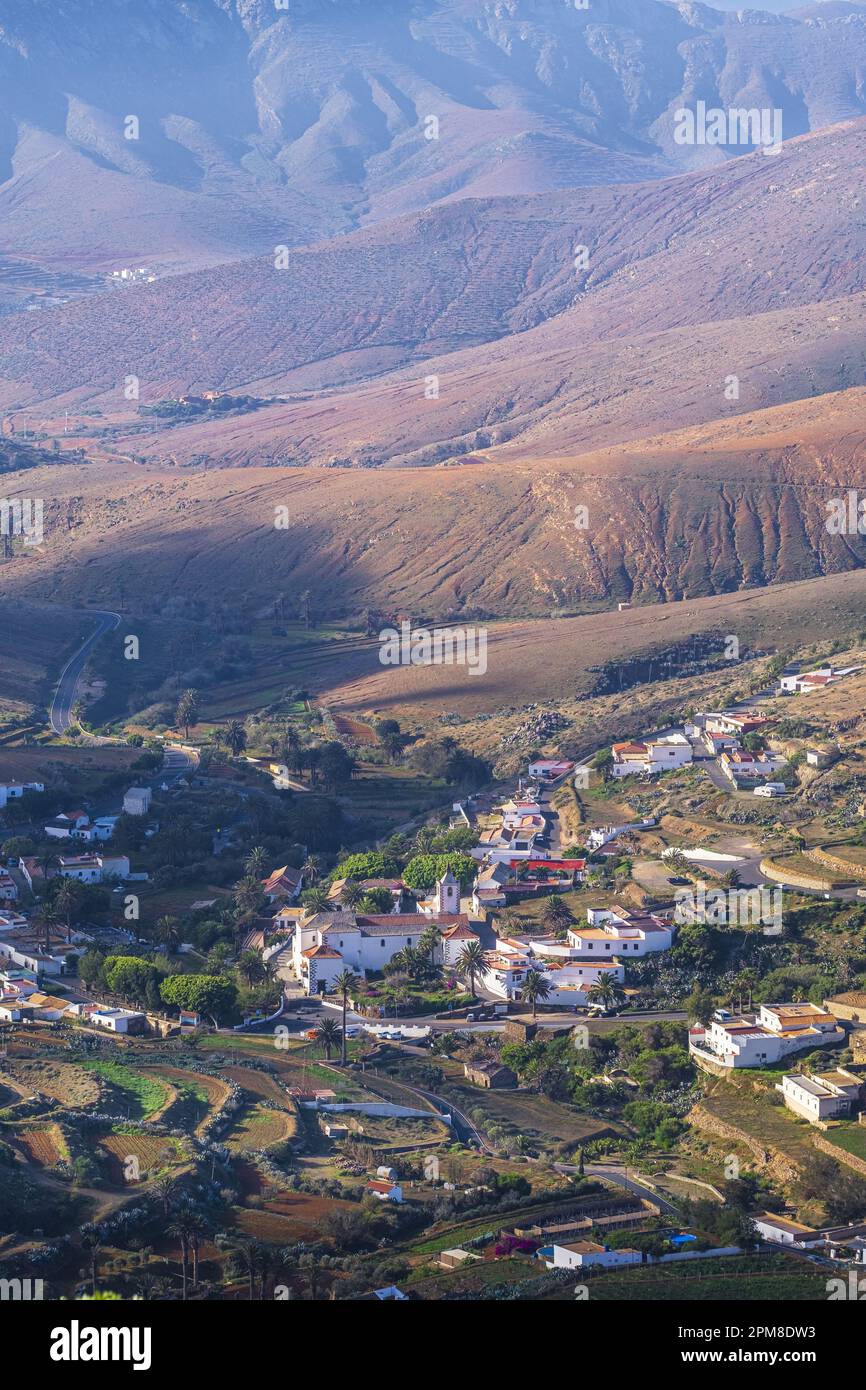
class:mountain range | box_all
[2,0,866,274]
[1,0,866,657]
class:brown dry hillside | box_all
[317,570,866,719]
[2,0,865,277]
[1,388,865,624]
[2,119,865,453]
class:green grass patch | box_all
[80,1060,169,1120]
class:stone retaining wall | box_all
[759,857,835,892]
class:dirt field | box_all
[233,1192,356,1244]
[11,1123,68,1167]
[223,1065,292,1107]
[225,1103,296,1152]
[93,1130,182,1185]
[1,1058,101,1108]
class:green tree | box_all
[456,940,490,999]
[518,969,551,1020]
[53,877,83,942]
[315,1015,341,1061]
[302,886,330,914]
[332,852,400,881]
[103,956,162,1006]
[403,853,476,892]
[175,689,198,740]
[540,895,573,932]
[333,968,359,1066]
[160,974,237,1025]
[245,846,267,879]
[225,720,247,758]
[586,974,626,1012]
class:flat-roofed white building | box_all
[546,1241,642,1270]
[568,906,673,958]
[752,1213,823,1247]
[779,1069,862,1124]
[690,1003,845,1070]
[611,734,692,779]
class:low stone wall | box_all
[811,1132,866,1178]
[759,857,835,892]
[806,846,866,883]
[686,1103,802,1184]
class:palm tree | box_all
[302,886,330,915]
[412,826,435,855]
[40,901,62,954]
[238,949,267,987]
[53,877,80,942]
[340,879,363,907]
[518,968,551,1020]
[187,1212,208,1289]
[333,969,358,1066]
[245,846,267,879]
[36,848,60,887]
[282,726,301,773]
[167,1209,197,1301]
[541,895,573,932]
[418,924,442,965]
[155,915,181,954]
[301,855,323,886]
[586,974,626,1013]
[315,1015,341,1061]
[733,969,757,1013]
[228,1238,261,1301]
[225,720,247,758]
[79,1225,102,1295]
[456,939,490,1000]
[664,850,691,879]
[152,1174,175,1218]
[175,688,198,741]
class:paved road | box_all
[556,1160,679,1215]
[49,609,121,733]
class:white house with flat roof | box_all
[568,906,673,958]
[690,1003,844,1069]
[611,734,692,779]
[778,1069,862,1124]
[752,1213,823,1247]
[545,1241,642,1270]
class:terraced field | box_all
[80,1060,171,1120]
[223,1066,292,1107]
[11,1123,69,1168]
[93,1129,183,1186]
[225,1103,296,1153]
[2,1058,101,1108]
[142,1067,232,1133]
[233,1192,356,1244]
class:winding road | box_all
[49,609,121,733]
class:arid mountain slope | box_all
[2,0,866,271]
[1,388,864,621]
[3,118,865,449]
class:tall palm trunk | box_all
[340,989,348,1066]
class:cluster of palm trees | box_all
[212,720,247,758]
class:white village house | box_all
[689,1004,844,1070]
[568,906,674,958]
[778,1069,862,1125]
[610,734,692,779]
